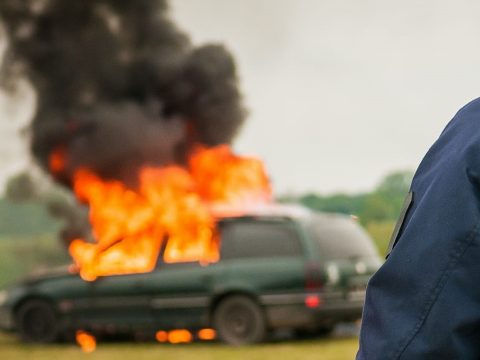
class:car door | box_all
[144,261,217,329]
[87,272,153,329]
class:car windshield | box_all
[306,214,378,259]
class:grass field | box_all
[0,333,359,360]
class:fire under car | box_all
[0,205,381,345]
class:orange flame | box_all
[167,329,193,344]
[198,328,216,341]
[61,145,271,281]
[155,329,193,344]
[155,330,169,343]
[49,145,67,175]
[190,145,272,205]
[76,330,96,353]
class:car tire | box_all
[15,299,59,343]
[213,295,266,345]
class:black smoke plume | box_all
[0,0,246,186]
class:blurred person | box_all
[357,98,480,359]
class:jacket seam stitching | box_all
[390,220,480,359]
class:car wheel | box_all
[16,299,59,343]
[213,295,266,345]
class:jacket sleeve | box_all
[357,98,480,360]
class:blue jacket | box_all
[357,98,480,359]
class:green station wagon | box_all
[0,205,381,345]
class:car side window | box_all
[220,220,303,260]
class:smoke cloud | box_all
[0,0,247,184]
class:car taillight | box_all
[305,294,322,308]
[304,261,324,291]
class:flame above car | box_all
[51,145,272,281]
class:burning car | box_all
[0,205,381,345]
[0,0,382,347]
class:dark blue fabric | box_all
[357,98,480,359]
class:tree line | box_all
[280,170,413,226]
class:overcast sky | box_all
[2,1,480,195]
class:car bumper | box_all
[261,291,364,329]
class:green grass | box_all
[0,333,359,360]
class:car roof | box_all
[214,203,357,225]
[214,203,313,222]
